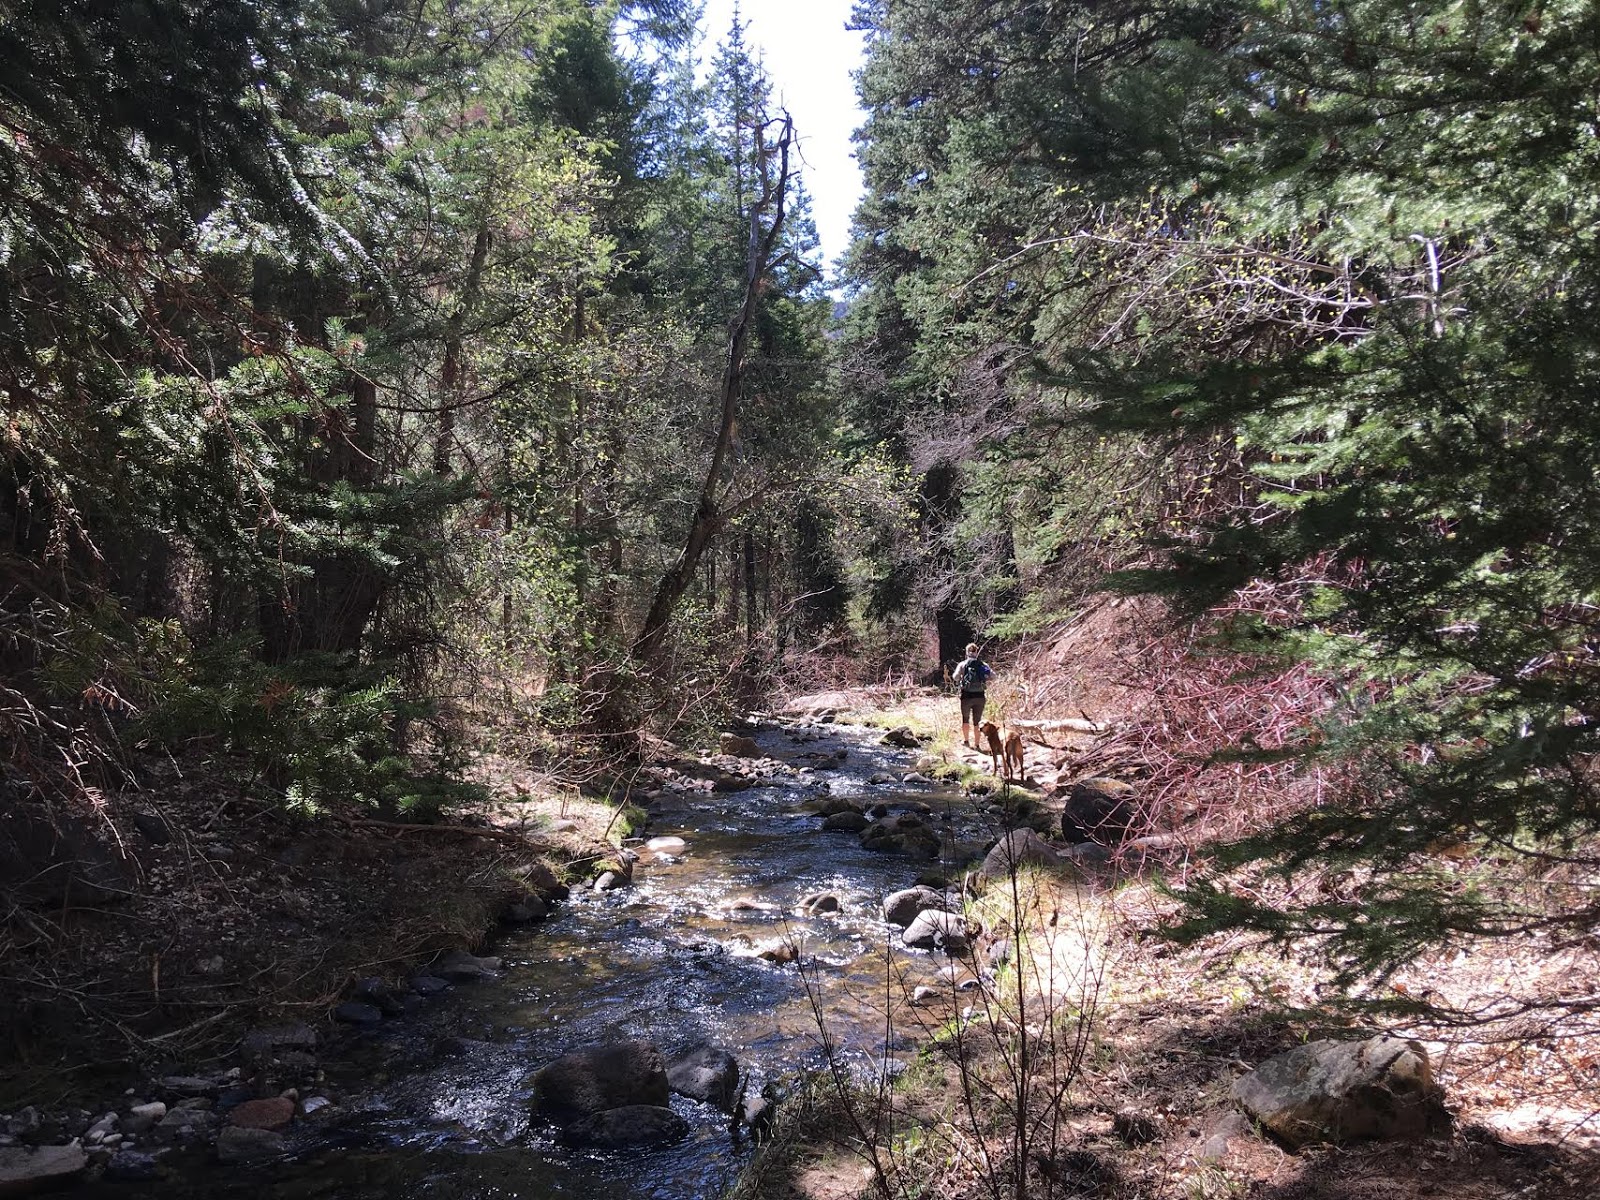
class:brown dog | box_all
[978,720,1005,775]
[1002,728,1025,781]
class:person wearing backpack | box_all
[953,642,993,749]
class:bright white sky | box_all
[696,0,868,280]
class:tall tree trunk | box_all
[633,116,794,664]
[436,220,492,475]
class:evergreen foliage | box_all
[847,0,1600,981]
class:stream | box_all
[86,717,1000,1200]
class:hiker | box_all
[953,642,993,749]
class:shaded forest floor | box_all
[0,750,626,1108]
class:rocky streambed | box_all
[10,715,1025,1200]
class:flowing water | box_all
[88,719,1000,1200]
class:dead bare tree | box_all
[633,112,796,665]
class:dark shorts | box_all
[960,691,986,725]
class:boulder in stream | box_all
[532,1041,670,1122]
[902,909,971,954]
[215,1126,285,1164]
[562,1105,689,1148]
[719,733,762,758]
[667,1044,741,1110]
[822,810,870,833]
[883,885,947,927]
[431,950,501,981]
[860,814,940,860]
[879,726,920,749]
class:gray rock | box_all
[645,836,687,855]
[215,1126,285,1164]
[976,829,1068,884]
[122,1102,167,1136]
[883,885,946,927]
[503,895,549,922]
[532,1041,670,1122]
[867,773,896,785]
[594,871,624,892]
[2,1110,38,1142]
[154,1107,217,1144]
[798,892,841,916]
[409,975,450,995]
[879,727,920,749]
[1058,778,1137,844]
[1232,1036,1449,1148]
[901,772,933,785]
[242,1022,318,1057]
[432,950,501,981]
[902,909,971,954]
[821,810,870,832]
[353,977,405,1016]
[300,1097,332,1116]
[808,796,862,818]
[666,1044,741,1110]
[1199,1111,1252,1161]
[860,814,940,860]
[334,1002,384,1025]
[719,733,763,758]
[562,1105,689,1148]
[0,1145,88,1194]
[85,1113,118,1141]
[910,985,940,1005]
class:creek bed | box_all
[83,719,1002,1200]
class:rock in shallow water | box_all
[902,909,970,954]
[882,885,946,927]
[562,1105,689,1148]
[532,1041,670,1121]
[215,1126,285,1164]
[667,1044,741,1110]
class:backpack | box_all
[956,659,991,691]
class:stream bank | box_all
[6,709,1028,1198]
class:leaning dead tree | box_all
[633,113,795,664]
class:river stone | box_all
[902,909,971,954]
[354,976,406,1016]
[410,974,450,995]
[719,733,762,758]
[822,810,870,832]
[154,1107,216,1143]
[1058,778,1138,844]
[976,829,1066,885]
[334,1001,384,1026]
[1232,1036,1449,1148]
[432,950,501,981]
[532,1041,670,1122]
[883,885,946,927]
[215,1126,285,1164]
[860,814,940,860]
[0,1145,87,1195]
[646,836,687,855]
[121,1102,167,1136]
[799,891,841,916]
[503,894,549,923]
[228,1097,294,1132]
[667,1044,741,1110]
[808,796,861,818]
[879,726,920,749]
[562,1105,689,1148]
